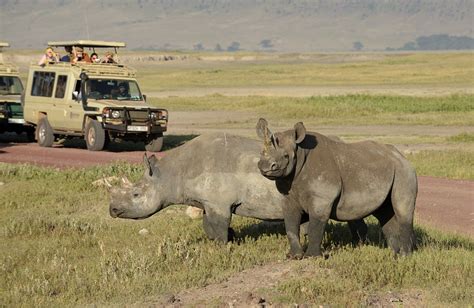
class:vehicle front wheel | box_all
[85,119,106,151]
[37,117,54,147]
[145,133,164,152]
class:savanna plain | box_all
[1,51,473,306]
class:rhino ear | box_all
[143,153,154,177]
[256,118,271,141]
[294,122,306,144]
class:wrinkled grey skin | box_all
[256,118,417,258]
[109,133,367,243]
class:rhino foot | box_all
[286,251,304,260]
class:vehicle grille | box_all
[127,110,149,125]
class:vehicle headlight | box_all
[111,110,121,119]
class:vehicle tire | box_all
[85,119,106,151]
[145,133,164,152]
[37,117,54,147]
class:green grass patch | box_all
[150,94,474,126]
[447,132,474,143]
[137,52,474,90]
[1,163,473,306]
[407,150,474,180]
[276,230,473,306]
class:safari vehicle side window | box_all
[55,75,67,99]
[31,71,56,97]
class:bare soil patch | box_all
[149,258,426,307]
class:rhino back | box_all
[160,133,262,177]
[161,133,285,219]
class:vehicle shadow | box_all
[0,132,33,144]
[61,134,199,152]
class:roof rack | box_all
[47,40,126,48]
[0,62,19,75]
[30,62,136,78]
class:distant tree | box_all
[353,41,364,51]
[259,39,273,49]
[416,34,474,50]
[227,41,240,52]
[391,34,474,51]
[401,41,417,50]
[214,44,223,52]
[193,43,204,51]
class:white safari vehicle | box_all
[23,40,168,151]
[0,42,35,139]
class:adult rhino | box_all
[109,133,367,243]
[256,119,417,258]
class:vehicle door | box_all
[54,75,82,131]
[65,79,84,131]
[30,71,62,127]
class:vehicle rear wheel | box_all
[37,117,54,147]
[85,119,106,151]
[145,133,164,152]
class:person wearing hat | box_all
[102,51,116,64]
[73,46,91,63]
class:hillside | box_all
[0,0,472,51]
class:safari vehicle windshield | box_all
[0,76,23,95]
[88,79,143,101]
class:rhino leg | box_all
[391,183,417,256]
[202,206,232,243]
[283,204,304,259]
[304,196,335,258]
[348,219,368,245]
[373,200,401,254]
[304,216,329,257]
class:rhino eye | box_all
[133,193,140,198]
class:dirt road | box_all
[0,137,472,238]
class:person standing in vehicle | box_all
[102,51,116,64]
[60,46,74,62]
[73,46,91,63]
[38,47,59,66]
[90,53,101,63]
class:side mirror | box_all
[143,94,147,102]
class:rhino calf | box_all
[256,119,417,258]
[109,133,367,243]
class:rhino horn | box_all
[103,177,113,189]
[121,176,133,188]
[256,118,272,152]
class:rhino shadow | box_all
[234,220,473,251]
[235,219,384,248]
